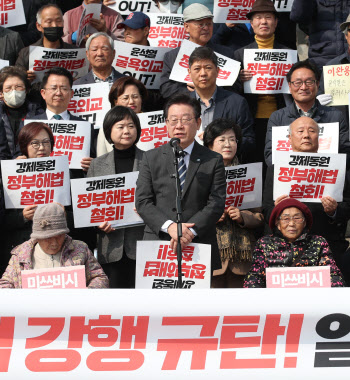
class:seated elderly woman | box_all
[203,118,264,288]
[0,203,108,288]
[244,198,345,288]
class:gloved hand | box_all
[316,94,333,106]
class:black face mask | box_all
[43,27,64,42]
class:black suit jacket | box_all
[135,141,226,270]
[190,87,255,161]
[73,67,124,86]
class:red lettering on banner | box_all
[26,318,65,348]
[86,350,144,371]
[25,349,81,372]
[120,316,149,349]
[68,315,120,348]
[157,316,219,370]
[219,314,304,369]
[0,317,15,372]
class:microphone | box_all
[169,137,185,156]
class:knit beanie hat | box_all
[269,198,313,230]
[31,203,69,240]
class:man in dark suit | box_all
[188,46,255,162]
[136,94,226,271]
[74,32,124,86]
[30,67,96,169]
[159,3,236,100]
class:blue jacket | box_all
[290,0,350,71]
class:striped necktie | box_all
[178,152,187,192]
[53,114,62,120]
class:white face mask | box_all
[3,89,26,108]
[158,1,181,13]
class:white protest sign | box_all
[170,40,240,86]
[148,13,189,48]
[137,111,170,150]
[225,162,262,209]
[244,49,297,94]
[70,172,143,228]
[213,0,293,23]
[0,59,9,69]
[113,41,171,89]
[136,241,211,289]
[271,123,339,165]
[29,46,88,83]
[68,82,110,129]
[107,0,158,15]
[273,152,346,202]
[21,266,87,289]
[1,156,71,209]
[273,0,294,12]
[0,0,26,27]
[77,3,101,46]
[266,267,331,289]
[26,120,91,169]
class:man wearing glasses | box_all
[264,60,350,167]
[136,94,226,272]
[31,67,95,171]
[159,3,235,100]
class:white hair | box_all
[86,32,114,51]
[36,4,63,24]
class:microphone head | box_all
[169,137,181,147]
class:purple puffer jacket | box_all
[0,235,109,289]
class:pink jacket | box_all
[63,4,124,45]
[0,236,109,289]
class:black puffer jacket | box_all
[290,0,350,71]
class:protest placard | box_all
[1,156,71,208]
[244,49,297,93]
[0,59,9,69]
[113,41,171,89]
[71,172,143,228]
[21,266,87,289]
[29,46,88,83]
[266,267,331,289]
[323,64,350,106]
[148,13,189,48]
[136,111,170,150]
[225,162,262,209]
[77,3,101,46]
[271,123,339,165]
[213,0,294,23]
[273,152,346,202]
[107,0,158,15]
[25,119,91,169]
[136,241,211,289]
[0,0,25,27]
[170,39,240,86]
[68,82,110,129]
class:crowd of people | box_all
[0,0,350,289]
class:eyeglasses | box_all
[279,216,305,224]
[3,85,25,92]
[191,22,213,29]
[118,94,141,101]
[166,117,196,126]
[216,137,238,145]
[290,80,317,88]
[44,86,71,93]
[30,139,51,149]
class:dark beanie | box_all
[269,198,313,230]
